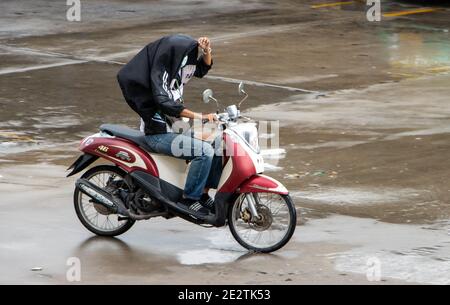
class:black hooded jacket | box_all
[117,34,212,134]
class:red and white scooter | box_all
[67,83,296,253]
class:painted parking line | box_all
[427,66,450,73]
[311,1,354,9]
[0,131,34,142]
[383,8,439,17]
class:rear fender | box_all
[237,174,288,195]
[66,154,98,177]
[78,135,158,177]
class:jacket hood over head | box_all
[117,34,210,135]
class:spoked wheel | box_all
[74,165,135,237]
[228,193,296,253]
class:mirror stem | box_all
[238,94,248,109]
[210,96,220,112]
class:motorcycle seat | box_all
[99,124,156,153]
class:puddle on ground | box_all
[292,187,424,206]
[380,29,450,75]
[297,215,450,284]
[177,249,245,265]
[261,148,286,172]
[176,228,248,265]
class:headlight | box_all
[231,123,260,153]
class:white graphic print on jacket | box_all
[140,64,197,132]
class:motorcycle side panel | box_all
[79,136,159,177]
[149,154,189,190]
[237,174,289,195]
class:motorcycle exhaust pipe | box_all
[76,179,124,214]
[76,178,163,221]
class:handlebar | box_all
[201,105,251,125]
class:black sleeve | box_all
[150,63,185,117]
[194,57,213,78]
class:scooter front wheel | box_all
[228,193,297,253]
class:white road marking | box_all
[211,17,352,42]
[205,75,321,94]
[0,60,87,75]
[0,44,323,93]
[0,18,349,93]
[0,45,71,58]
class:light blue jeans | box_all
[144,133,222,200]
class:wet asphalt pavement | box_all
[1,0,450,284]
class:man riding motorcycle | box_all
[117,34,221,216]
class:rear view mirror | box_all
[237,82,248,108]
[238,82,246,95]
[202,89,214,104]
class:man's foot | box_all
[200,193,215,212]
[179,197,210,215]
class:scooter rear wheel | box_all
[228,193,297,253]
[74,165,135,237]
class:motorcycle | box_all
[67,82,297,253]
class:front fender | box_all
[237,174,288,195]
